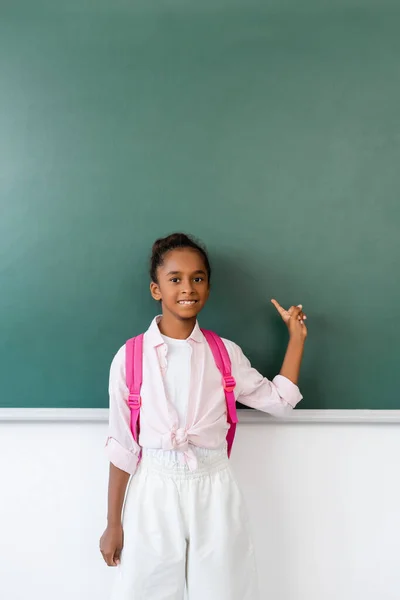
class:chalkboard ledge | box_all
[1,408,400,424]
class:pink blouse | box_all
[106,316,303,474]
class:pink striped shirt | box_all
[106,316,303,474]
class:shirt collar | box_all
[146,315,204,347]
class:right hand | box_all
[271,299,308,341]
[99,523,124,566]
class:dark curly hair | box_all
[150,233,211,284]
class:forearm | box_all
[107,462,130,526]
[279,335,305,385]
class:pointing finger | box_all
[271,299,287,317]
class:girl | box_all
[100,233,307,600]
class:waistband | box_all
[139,450,230,480]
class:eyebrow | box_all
[166,270,207,276]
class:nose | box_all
[182,279,195,295]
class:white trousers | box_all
[111,452,259,600]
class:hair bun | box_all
[149,233,211,284]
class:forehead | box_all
[159,248,206,272]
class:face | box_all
[150,248,210,320]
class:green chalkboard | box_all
[1,0,399,409]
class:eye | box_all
[194,277,204,283]
[170,278,180,283]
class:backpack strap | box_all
[201,329,239,457]
[125,334,144,448]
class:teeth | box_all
[178,301,196,305]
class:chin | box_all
[178,310,201,320]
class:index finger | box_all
[271,298,286,316]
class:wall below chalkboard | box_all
[1,415,400,599]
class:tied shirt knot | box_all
[162,426,198,471]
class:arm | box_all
[100,464,130,567]
[279,334,305,386]
[105,345,142,474]
[107,463,130,527]
[227,303,307,416]
[273,300,307,386]
[100,345,141,566]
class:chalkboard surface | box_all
[1,0,399,409]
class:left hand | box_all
[271,299,308,340]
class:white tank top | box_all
[160,333,191,428]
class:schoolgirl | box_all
[100,233,307,600]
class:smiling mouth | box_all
[177,300,198,305]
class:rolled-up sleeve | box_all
[105,345,141,475]
[228,341,303,416]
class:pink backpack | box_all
[125,330,238,460]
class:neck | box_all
[157,313,197,340]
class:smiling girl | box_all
[100,232,307,600]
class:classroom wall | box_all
[1,416,399,600]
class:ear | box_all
[150,281,162,302]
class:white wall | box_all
[1,413,400,600]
